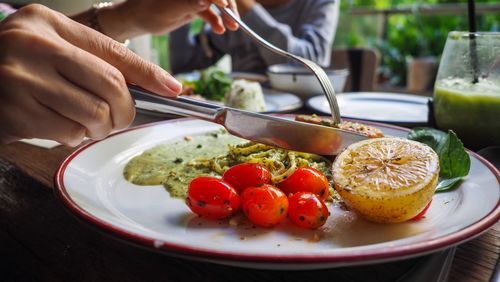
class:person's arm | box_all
[243,0,339,67]
[169,24,227,74]
[71,0,239,42]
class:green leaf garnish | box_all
[197,67,232,101]
[436,177,463,192]
[408,128,471,192]
[407,127,447,150]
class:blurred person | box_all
[0,0,238,146]
[170,0,339,74]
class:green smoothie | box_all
[434,78,500,149]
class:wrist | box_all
[72,2,130,42]
[97,2,135,42]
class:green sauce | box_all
[123,131,244,198]
[434,78,500,148]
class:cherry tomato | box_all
[288,192,330,229]
[411,199,432,221]
[277,167,330,200]
[186,177,240,220]
[222,163,272,193]
[241,184,288,228]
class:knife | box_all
[128,85,367,156]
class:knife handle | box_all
[128,84,223,121]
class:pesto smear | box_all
[124,131,244,198]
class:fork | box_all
[219,7,342,125]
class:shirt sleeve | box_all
[169,24,226,74]
[242,0,339,68]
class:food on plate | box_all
[181,67,232,101]
[186,163,330,229]
[193,141,333,186]
[222,163,272,193]
[123,127,334,229]
[241,184,289,228]
[411,199,432,221]
[295,114,384,138]
[332,138,439,224]
[180,67,268,111]
[277,167,330,201]
[125,127,449,229]
[186,176,240,219]
[124,130,334,201]
[287,192,330,229]
[123,130,245,198]
[188,163,331,229]
[224,79,266,112]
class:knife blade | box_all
[128,85,367,155]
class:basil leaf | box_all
[199,67,232,101]
[407,128,471,193]
[436,177,464,192]
[407,127,447,151]
[437,130,470,179]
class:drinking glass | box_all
[433,32,500,149]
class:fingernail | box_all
[166,77,183,95]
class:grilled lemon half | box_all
[332,138,439,223]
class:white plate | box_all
[54,119,500,270]
[306,92,430,124]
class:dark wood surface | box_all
[0,114,498,282]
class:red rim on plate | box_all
[53,118,500,265]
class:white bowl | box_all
[267,64,349,99]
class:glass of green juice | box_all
[434,32,500,149]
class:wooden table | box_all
[1,114,498,282]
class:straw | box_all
[468,0,479,83]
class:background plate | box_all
[307,92,430,125]
[137,72,302,114]
[135,88,302,114]
[54,119,499,270]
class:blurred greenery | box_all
[334,0,500,86]
[151,35,170,71]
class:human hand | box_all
[98,0,239,42]
[0,4,181,146]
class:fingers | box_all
[2,95,86,147]
[35,77,115,140]
[34,69,135,140]
[207,0,239,31]
[199,8,225,34]
[29,103,87,147]
[53,44,135,131]
[54,17,181,97]
[222,0,239,31]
